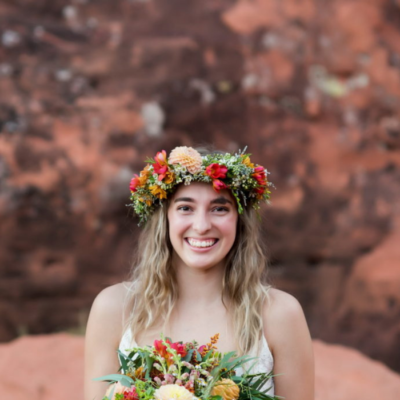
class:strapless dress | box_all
[118,329,275,396]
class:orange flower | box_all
[139,196,153,206]
[200,333,220,356]
[138,165,151,186]
[149,185,167,199]
[130,166,151,192]
[164,171,175,184]
[241,155,254,168]
[211,379,239,400]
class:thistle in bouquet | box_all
[95,334,282,400]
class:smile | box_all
[186,238,219,248]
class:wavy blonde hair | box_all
[124,189,272,356]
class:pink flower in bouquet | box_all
[252,166,267,186]
[212,179,228,192]
[106,382,138,400]
[129,175,141,193]
[205,163,228,179]
[153,150,169,181]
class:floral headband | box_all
[128,146,272,224]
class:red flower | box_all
[205,163,228,179]
[153,150,169,181]
[130,175,141,193]
[212,179,228,192]
[252,166,267,185]
[170,342,187,358]
[254,186,266,199]
[154,339,170,357]
[154,339,187,365]
[123,386,139,400]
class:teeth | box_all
[187,238,217,248]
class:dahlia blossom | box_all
[154,384,194,400]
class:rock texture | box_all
[1,0,400,372]
[0,333,84,400]
[1,334,400,400]
[314,339,400,400]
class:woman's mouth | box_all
[185,238,219,249]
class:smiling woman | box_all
[84,147,315,400]
[168,183,238,271]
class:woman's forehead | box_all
[172,182,233,201]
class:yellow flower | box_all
[138,165,151,186]
[241,155,254,168]
[149,185,167,199]
[139,196,153,206]
[211,379,240,400]
[164,171,175,184]
[154,384,194,400]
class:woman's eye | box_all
[177,205,191,212]
[213,206,229,213]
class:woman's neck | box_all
[173,259,227,309]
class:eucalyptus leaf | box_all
[183,349,194,362]
[93,374,134,384]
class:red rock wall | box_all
[1,0,400,371]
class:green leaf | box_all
[144,354,154,379]
[93,374,134,385]
[195,350,202,362]
[117,350,129,372]
[209,396,223,400]
[183,349,194,362]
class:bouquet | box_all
[95,333,282,400]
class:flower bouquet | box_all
[95,334,282,400]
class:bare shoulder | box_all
[85,282,134,400]
[262,288,310,354]
[262,288,315,399]
[88,282,132,331]
[264,287,304,319]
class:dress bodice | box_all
[118,328,275,396]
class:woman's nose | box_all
[192,210,211,234]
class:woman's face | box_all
[167,182,238,272]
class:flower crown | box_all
[128,146,272,224]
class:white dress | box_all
[118,329,275,396]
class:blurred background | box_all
[1,0,400,398]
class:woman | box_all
[84,147,314,400]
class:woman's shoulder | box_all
[265,287,303,314]
[89,282,133,326]
[262,288,309,353]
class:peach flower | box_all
[154,384,194,400]
[168,146,203,174]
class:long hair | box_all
[124,159,272,356]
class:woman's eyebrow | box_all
[210,197,233,205]
[173,196,232,205]
[174,197,195,203]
